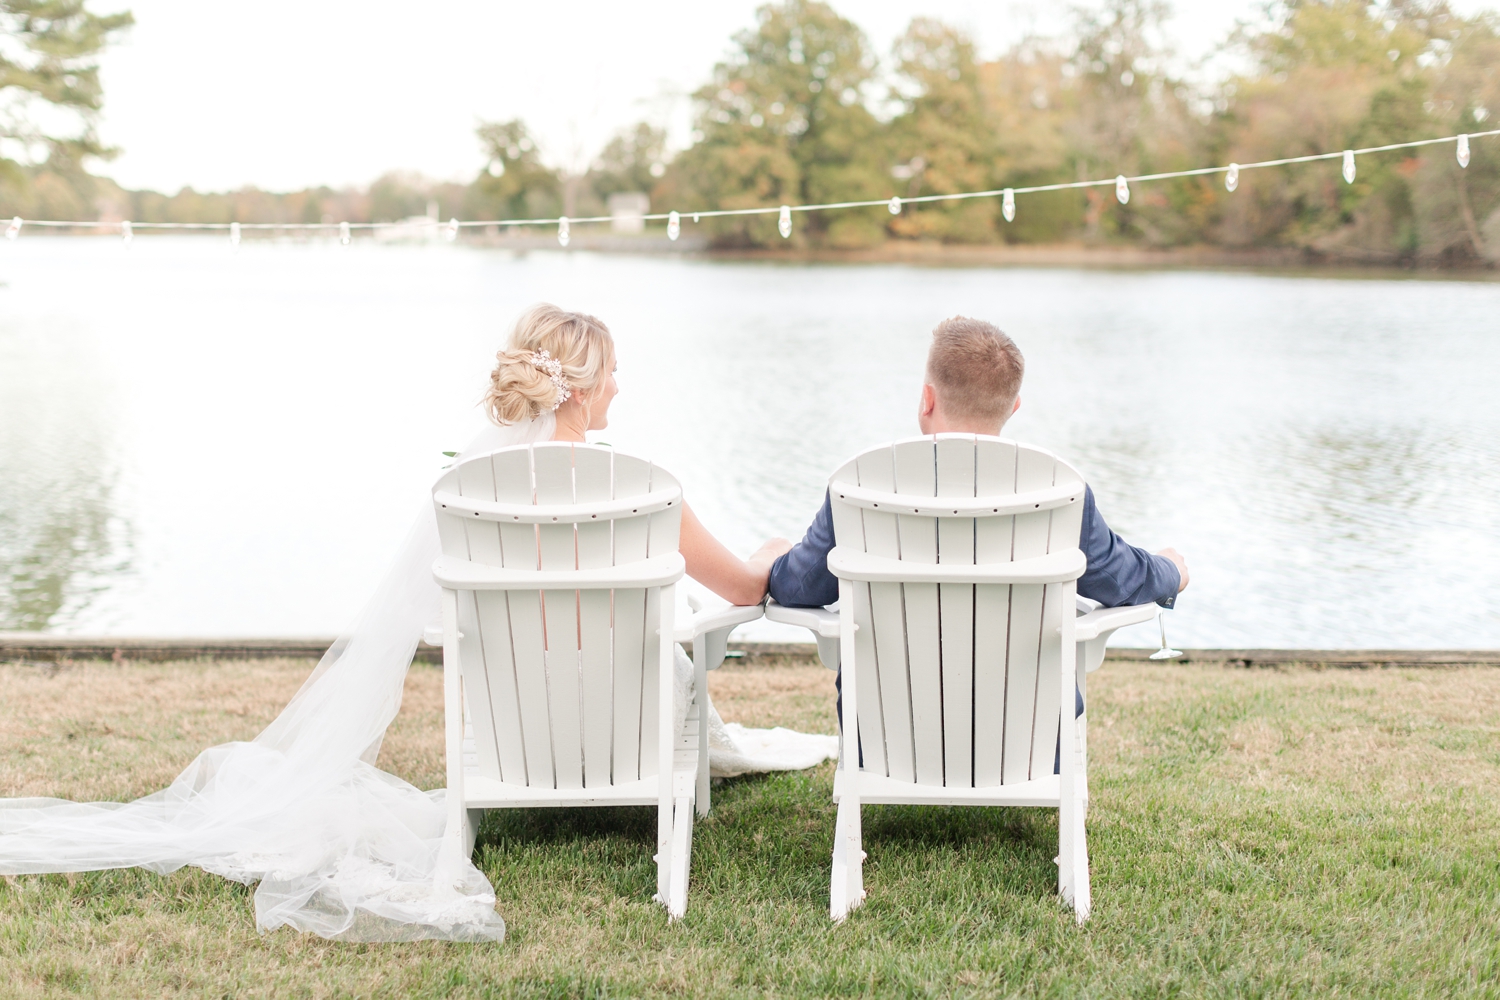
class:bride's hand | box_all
[680,503,793,606]
[749,537,793,568]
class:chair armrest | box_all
[672,602,764,645]
[674,602,763,671]
[1071,602,1159,641]
[763,599,840,638]
[764,599,843,671]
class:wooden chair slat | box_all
[857,446,915,783]
[829,458,887,777]
[574,448,615,788]
[893,439,944,786]
[533,446,584,791]
[610,455,653,784]
[971,438,1018,786]
[934,437,977,787]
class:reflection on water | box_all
[0,238,1497,647]
[0,317,131,630]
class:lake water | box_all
[2,237,1498,649]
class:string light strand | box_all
[4,128,1495,237]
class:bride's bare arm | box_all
[679,502,792,606]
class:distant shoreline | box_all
[11,229,1496,276]
[472,232,1500,275]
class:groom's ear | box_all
[919,384,937,417]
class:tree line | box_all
[3,0,1497,264]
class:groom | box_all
[767,315,1189,615]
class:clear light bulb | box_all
[667,211,680,241]
[778,204,792,238]
[1457,134,1470,169]
[1342,149,1356,184]
[888,196,901,215]
[230,222,241,247]
[1115,175,1130,205]
[1002,188,1015,222]
[558,216,570,247]
[1225,163,1239,192]
[6,216,21,240]
[339,221,351,246]
[121,220,133,244]
[445,218,459,242]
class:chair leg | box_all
[1057,775,1091,923]
[667,795,693,920]
[694,647,711,818]
[462,808,483,857]
[829,790,865,921]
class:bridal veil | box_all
[0,417,559,941]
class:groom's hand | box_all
[1157,547,1189,592]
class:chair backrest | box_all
[827,435,1085,789]
[432,442,682,791]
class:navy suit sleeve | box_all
[768,491,839,608]
[1077,485,1181,609]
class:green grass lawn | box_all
[2,656,1499,998]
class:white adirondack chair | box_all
[429,441,762,919]
[765,435,1159,923]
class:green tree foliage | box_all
[589,123,669,201]
[1216,0,1499,262]
[661,0,889,248]
[465,119,561,221]
[885,18,998,242]
[5,0,1498,264]
[0,0,133,216]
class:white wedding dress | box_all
[0,416,837,942]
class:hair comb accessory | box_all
[529,350,572,409]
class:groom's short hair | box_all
[926,317,1025,421]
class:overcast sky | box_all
[89,0,1483,194]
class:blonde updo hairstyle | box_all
[485,304,615,425]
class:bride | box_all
[0,304,830,943]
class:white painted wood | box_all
[833,768,1063,807]
[934,436,976,788]
[655,582,675,904]
[447,458,505,786]
[693,639,711,817]
[857,446,915,783]
[433,443,735,920]
[819,436,1094,923]
[574,447,615,790]
[830,576,866,921]
[442,587,474,854]
[827,458,887,778]
[1005,447,1054,782]
[893,439,944,786]
[532,445,583,792]
[972,438,1017,788]
[826,548,1084,585]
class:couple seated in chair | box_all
[498,306,1189,623]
